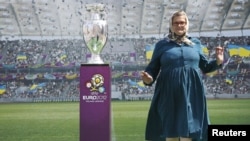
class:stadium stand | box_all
[0,36,249,102]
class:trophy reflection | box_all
[82,3,108,64]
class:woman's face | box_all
[172,15,187,36]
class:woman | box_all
[141,11,224,141]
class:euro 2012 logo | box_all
[86,74,105,93]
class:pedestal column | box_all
[80,64,111,141]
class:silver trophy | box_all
[82,3,108,64]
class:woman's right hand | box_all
[141,71,153,84]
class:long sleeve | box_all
[144,40,168,86]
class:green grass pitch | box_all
[0,99,249,141]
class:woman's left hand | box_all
[215,46,224,65]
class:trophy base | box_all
[87,54,104,64]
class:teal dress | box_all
[144,37,221,141]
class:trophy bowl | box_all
[82,3,108,64]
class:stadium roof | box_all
[0,0,250,40]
